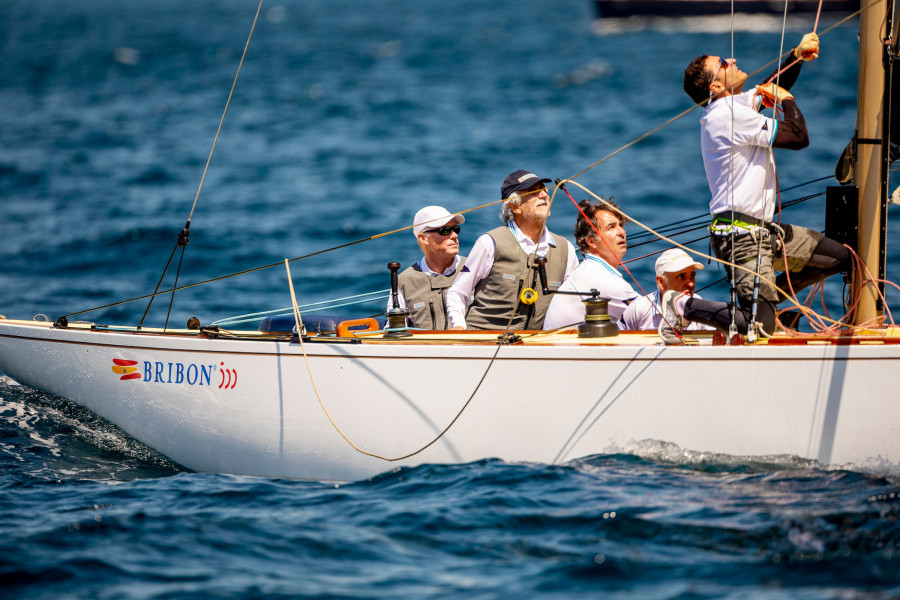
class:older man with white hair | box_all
[446,170,578,330]
[389,206,466,330]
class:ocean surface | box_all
[2,0,900,597]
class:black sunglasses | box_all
[425,224,461,236]
[709,57,729,98]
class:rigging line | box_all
[623,237,708,264]
[134,0,264,329]
[741,0,794,340]
[566,7,864,187]
[135,241,180,329]
[626,177,829,242]
[211,289,391,325]
[287,254,507,462]
[628,190,826,243]
[629,233,709,253]
[562,178,810,314]
[62,12,863,323]
[60,198,507,319]
[187,0,265,224]
[162,244,188,332]
[559,185,687,340]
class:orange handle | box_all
[336,318,380,338]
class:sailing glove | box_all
[755,83,794,108]
[794,32,820,61]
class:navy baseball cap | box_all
[501,170,552,200]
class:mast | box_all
[854,0,888,324]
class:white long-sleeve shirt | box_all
[620,289,714,331]
[446,221,579,329]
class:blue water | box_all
[2,0,900,597]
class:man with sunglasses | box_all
[389,206,467,330]
[446,170,579,330]
[675,32,850,339]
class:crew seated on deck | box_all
[388,206,466,330]
[674,32,850,341]
[543,199,638,330]
[620,248,713,332]
[446,170,578,330]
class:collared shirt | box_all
[388,254,462,312]
[446,221,579,329]
[620,289,714,331]
[542,253,638,330]
[701,91,778,231]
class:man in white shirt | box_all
[446,170,579,330]
[388,206,466,330]
[677,33,849,338]
[543,199,638,330]
[621,248,712,332]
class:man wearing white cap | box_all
[446,169,578,330]
[388,206,466,330]
[620,248,712,332]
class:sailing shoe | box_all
[658,290,684,345]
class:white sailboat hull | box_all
[1,319,898,480]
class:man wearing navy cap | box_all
[446,170,578,330]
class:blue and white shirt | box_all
[542,253,638,330]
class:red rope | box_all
[560,185,686,340]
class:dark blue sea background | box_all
[2,1,900,598]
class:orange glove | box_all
[755,83,794,109]
[793,32,819,61]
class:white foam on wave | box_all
[581,439,900,478]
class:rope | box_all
[211,289,389,326]
[187,0,264,224]
[285,253,508,462]
[60,198,507,320]
[58,2,877,329]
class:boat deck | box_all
[3,318,899,347]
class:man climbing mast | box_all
[669,32,851,341]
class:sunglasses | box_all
[425,224,461,236]
[709,57,729,98]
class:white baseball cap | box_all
[412,206,465,237]
[655,248,704,276]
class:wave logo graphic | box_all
[112,359,142,380]
[218,362,238,389]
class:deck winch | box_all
[534,257,618,338]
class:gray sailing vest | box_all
[398,257,467,330]
[465,226,568,330]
